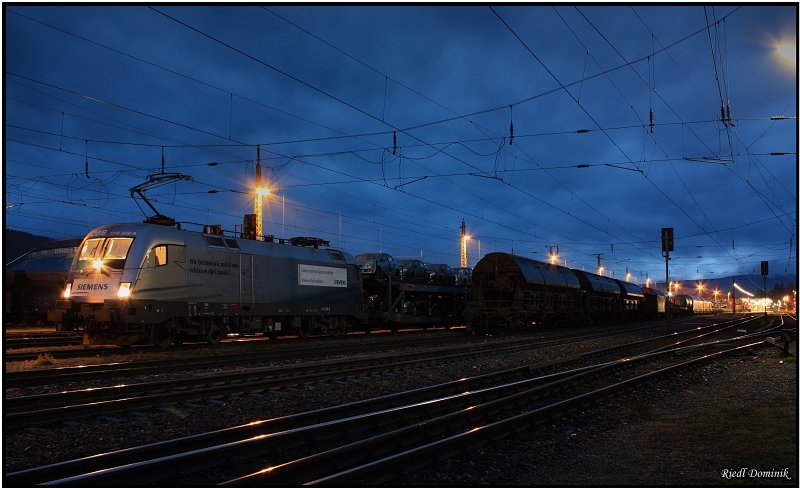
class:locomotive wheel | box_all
[154,326,174,348]
[194,317,223,345]
[206,321,224,345]
[206,328,223,345]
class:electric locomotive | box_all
[56,222,364,346]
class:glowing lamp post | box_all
[253,152,273,240]
[460,219,469,268]
[254,185,270,239]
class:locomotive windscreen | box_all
[77,237,134,271]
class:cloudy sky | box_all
[4,4,797,284]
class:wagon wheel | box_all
[327,317,343,337]
[298,322,310,339]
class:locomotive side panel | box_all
[184,245,241,304]
[136,245,188,302]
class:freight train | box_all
[469,253,688,334]
[49,220,709,346]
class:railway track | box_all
[5,317,781,486]
[4,321,675,388]
[3,318,745,431]
[1,317,695,361]
[3,333,84,349]
[3,327,470,362]
[4,323,670,429]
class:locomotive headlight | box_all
[63,283,72,299]
[117,282,132,298]
[92,259,104,271]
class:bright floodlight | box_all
[775,41,796,67]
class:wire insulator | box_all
[649,109,654,133]
[721,103,726,123]
[392,131,397,155]
[509,105,514,146]
[726,100,732,122]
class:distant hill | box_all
[4,229,57,265]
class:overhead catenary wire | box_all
[6,5,793,279]
[568,6,758,263]
[630,8,796,234]
[146,6,595,249]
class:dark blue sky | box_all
[4,4,797,285]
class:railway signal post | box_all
[662,227,674,333]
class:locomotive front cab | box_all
[60,231,140,340]
[66,235,135,302]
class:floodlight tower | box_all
[253,146,271,239]
[460,219,468,268]
[255,158,263,239]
